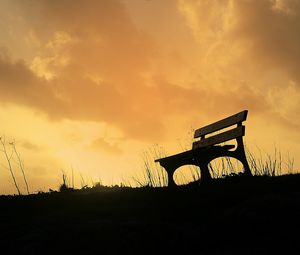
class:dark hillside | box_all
[1,174,300,254]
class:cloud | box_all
[179,0,300,85]
[0,52,199,140]
[21,141,43,151]
[178,0,300,130]
[0,0,163,140]
[89,137,122,155]
[1,0,300,143]
[0,0,219,141]
[229,0,300,83]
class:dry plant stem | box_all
[133,145,168,188]
[12,142,30,195]
[0,138,21,195]
[62,172,67,186]
[80,172,86,188]
[71,166,74,189]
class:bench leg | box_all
[236,137,252,177]
[240,154,252,177]
[167,168,176,187]
[197,161,212,184]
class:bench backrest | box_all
[192,110,248,149]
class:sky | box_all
[0,0,300,194]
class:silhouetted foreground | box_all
[1,174,300,254]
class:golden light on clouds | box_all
[0,0,300,194]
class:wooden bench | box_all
[155,110,252,187]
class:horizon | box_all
[1,0,300,194]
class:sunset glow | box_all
[0,0,299,194]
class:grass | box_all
[53,144,296,192]
[132,145,296,188]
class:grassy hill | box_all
[1,174,300,254]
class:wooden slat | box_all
[192,126,245,149]
[194,110,248,138]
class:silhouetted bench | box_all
[155,110,252,187]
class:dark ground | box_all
[1,174,300,254]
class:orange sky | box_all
[0,0,300,194]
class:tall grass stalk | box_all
[0,137,21,195]
[11,141,30,195]
[146,143,296,186]
[133,145,168,187]
[246,147,293,176]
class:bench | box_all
[155,110,252,187]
